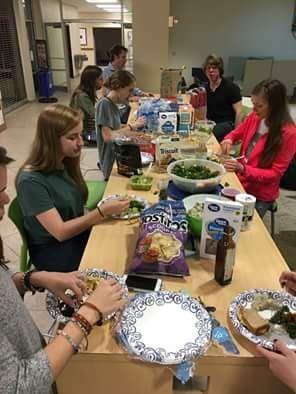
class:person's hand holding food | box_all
[223,158,244,173]
[279,271,296,296]
[79,278,126,325]
[31,271,87,306]
[220,139,233,155]
[133,116,146,129]
[99,198,130,218]
[257,340,296,392]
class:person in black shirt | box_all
[203,54,243,141]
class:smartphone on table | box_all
[122,274,162,292]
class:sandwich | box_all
[238,307,270,336]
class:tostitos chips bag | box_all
[129,200,189,276]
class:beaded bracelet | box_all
[70,319,89,350]
[72,312,92,335]
[57,330,81,353]
[83,301,103,326]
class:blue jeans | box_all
[255,200,273,218]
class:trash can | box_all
[38,70,54,98]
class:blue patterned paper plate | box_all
[229,289,296,350]
[46,268,128,324]
[116,291,212,365]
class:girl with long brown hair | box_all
[70,65,103,144]
[221,79,296,217]
[16,104,128,272]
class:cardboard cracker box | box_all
[158,112,178,134]
[154,135,200,172]
[200,198,243,261]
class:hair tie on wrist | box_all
[24,270,45,294]
[97,205,105,218]
[128,124,133,131]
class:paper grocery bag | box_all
[160,67,184,99]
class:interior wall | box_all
[79,22,121,68]
[39,0,80,78]
[133,0,170,92]
[32,0,45,39]
[13,0,35,100]
[69,24,82,77]
[169,0,296,84]
[78,12,132,24]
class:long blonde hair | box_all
[16,104,88,203]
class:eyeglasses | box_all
[206,64,218,70]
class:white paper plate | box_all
[229,289,296,350]
[46,268,128,324]
[116,291,212,364]
[99,194,149,220]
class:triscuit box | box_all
[155,135,182,172]
[154,135,199,172]
[158,112,177,134]
[200,198,243,261]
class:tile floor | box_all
[1,95,296,394]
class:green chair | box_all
[241,105,252,120]
[8,197,32,272]
[85,180,107,210]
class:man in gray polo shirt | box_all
[103,44,149,97]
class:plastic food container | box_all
[130,175,154,191]
[183,194,227,237]
[167,159,225,193]
[221,187,241,200]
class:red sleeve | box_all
[223,112,254,143]
[243,128,296,184]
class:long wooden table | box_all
[57,157,293,393]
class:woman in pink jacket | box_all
[221,79,296,217]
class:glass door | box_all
[45,23,69,91]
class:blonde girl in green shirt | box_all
[16,104,128,272]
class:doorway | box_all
[93,27,121,66]
[45,23,69,91]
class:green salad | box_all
[188,202,204,218]
[196,126,212,134]
[126,200,145,215]
[130,175,153,191]
[269,305,296,339]
[172,164,220,180]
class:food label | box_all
[224,248,235,281]
[200,198,243,261]
[158,112,177,134]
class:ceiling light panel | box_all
[86,0,118,3]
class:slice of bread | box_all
[238,307,270,336]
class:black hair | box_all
[0,146,13,166]
[109,44,128,62]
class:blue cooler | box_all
[38,71,54,97]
